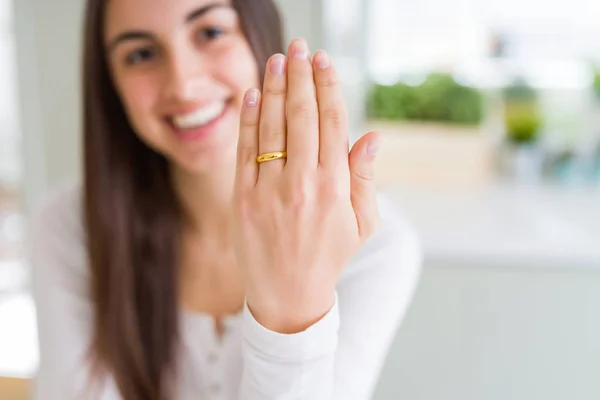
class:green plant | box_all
[593,67,600,99]
[502,77,538,102]
[502,78,543,145]
[366,73,484,125]
[367,82,415,120]
[504,103,542,144]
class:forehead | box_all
[104,0,232,39]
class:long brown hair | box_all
[82,1,284,399]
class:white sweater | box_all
[29,182,422,400]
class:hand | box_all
[233,38,381,334]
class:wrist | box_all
[246,290,336,334]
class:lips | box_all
[165,100,232,142]
[170,101,227,130]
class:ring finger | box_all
[258,53,288,179]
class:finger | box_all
[285,38,319,170]
[349,131,381,239]
[313,50,349,171]
[258,54,288,179]
[235,88,261,192]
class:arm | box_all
[334,201,422,399]
[239,197,422,399]
[233,35,422,400]
[29,186,120,400]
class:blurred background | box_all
[1,0,600,398]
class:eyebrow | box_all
[185,2,230,23]
[107,2,231,53]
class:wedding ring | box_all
[256,151,287,163]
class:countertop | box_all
[383,182,600,270]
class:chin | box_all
[166,104,243,174]
[171,136,239,175]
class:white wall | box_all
[275,0,324,48]
[13,0,83,213]
[0,3,20,190]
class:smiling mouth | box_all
[168,100,230,130]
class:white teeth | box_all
[172,102,225,129]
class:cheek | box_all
[116,75,159,128]
[117,76,163,145]
[217,43,260,97]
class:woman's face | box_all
[104,0,260,173]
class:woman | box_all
[30,0,422,399]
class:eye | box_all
[197,27,225,42]
[125,47,156,65]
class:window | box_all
[0,0,19,190]
[0,0,23,267]
[366,0,600,88]
[0,0,35,380]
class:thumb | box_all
[349,131,381,239]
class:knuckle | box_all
[320,182,341,206]
[264,85,286,97]
[291,190,309,210]
[317,74,340,88]
[241,115,259,128]
[353,168,374,182]
[288,172,312,190]
[292,63,313,77]
[290,102,318,124]
[286,173,314,209]
[323,107,347,130]
[289,103,307,117]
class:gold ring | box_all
[256,151,287,163]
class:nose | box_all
[163,49,209,103]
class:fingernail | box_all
[245,89,259,108]
[270,54,286,75]
[291,39,308,60]
[315,51,330,69]
[367,137,381,156]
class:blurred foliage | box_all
[593,67,600,99]
[366,73,485,125]
[502,78,542,145]
[502,77,538,101]
[504,103,542,144]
